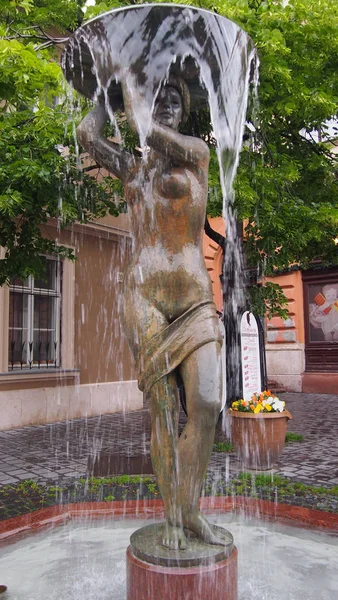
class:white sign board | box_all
[240,311,262,401]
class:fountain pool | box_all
[0,514,337,600]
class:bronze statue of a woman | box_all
[77,75,224,550]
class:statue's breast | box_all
[155,168,190,199]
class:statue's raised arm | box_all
[76,103,135,184]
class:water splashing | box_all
[61,1,258,559]
[62,4,258,407]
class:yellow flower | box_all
[254,403,263,414]
[265,404,272,412]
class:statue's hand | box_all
[77,103,108,148]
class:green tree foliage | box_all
[0,0,123,284]
[222,0,338,275]
[1,0,337,315]
[222,0,338,315]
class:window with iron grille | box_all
[8,258,61,370]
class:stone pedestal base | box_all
[126,523,238,600]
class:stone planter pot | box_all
[229,410,293,470]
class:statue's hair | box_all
[162,75,191,123]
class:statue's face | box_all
[153,85,183,130]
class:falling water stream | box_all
[62,5,256,310]
[62,1,259,510]
[61,1,258,415]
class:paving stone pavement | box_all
[0,393,337,487]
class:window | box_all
[8,259,61,370]
[302,269,338,372]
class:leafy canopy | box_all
[1,0,337,318]
[0,0,123,284]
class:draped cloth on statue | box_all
[137,300,222,395]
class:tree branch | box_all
[204,217,226,252]
[5,25,69,48]
[3,33,47,41]
[81,164,102,173]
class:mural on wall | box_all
[308,283,338,342]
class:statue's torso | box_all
[124,161,213,321]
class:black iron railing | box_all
[8,339,59,371]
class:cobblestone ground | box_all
[0,393,337,487]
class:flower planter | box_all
[229,410,293,470]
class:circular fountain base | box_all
[127,523,238,600]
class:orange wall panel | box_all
[265,271,304,344]
[45,223,136,385]
[203,217,225,313]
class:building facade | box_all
[0,213,143,430]
[0,213,228,430]
[1,212,336,431]
[266,267,338,394]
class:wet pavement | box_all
[0,393,337,488]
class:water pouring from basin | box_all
[62,4,256,598]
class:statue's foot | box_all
[162,524,188,550]
[183,511,230,546]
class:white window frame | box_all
[1,247,76,382]
[8,258,62,370]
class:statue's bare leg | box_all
[147,375,188,550]
[123,292,187,549]
[178,341,224,545]
[146,341,224,548]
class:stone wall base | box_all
[0,380,143,430]
[302,373,338,394]
[265,344,304,392]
